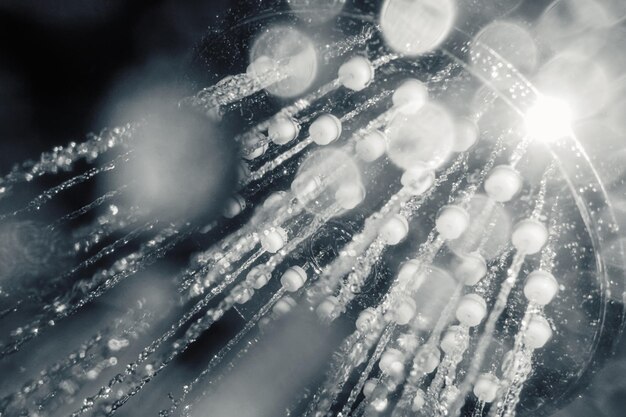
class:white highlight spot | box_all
[524,95,572,143]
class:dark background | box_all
[0,0,238,172]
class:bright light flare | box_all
[524,95,573,142]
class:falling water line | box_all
[490,308,535,417]
[358,334,419,417]
[387,135,512,416]
[69,205,145,256]
[105,208,340,414]
[182,262,322,417]
[308,151,470,308]
[70,276,235,417]
[0,223,192,358]
[472,400,486,417]
[320,24,378,61]
[0,150,135,221]
[490,195,561,417]
[180,64,290,115]
[0,221,155,321]
[301,329,373,417]
[458,134,506,205]
[337,324,397,417]
[242,89,392,187]
[337,233,449,416]
[49,185,131,228]
[185,187,330,300]
[162,288,288,417]
[0,122,140,200]
[0,303,159,416]
[447,162,558,417]
[179,188,317,297]
[76,208,335,416]
[186,27,379,116]
[508,135,532,169]
[185,90,401,296]
[311,229,446,417]
[239,51,400,156]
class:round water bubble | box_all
[470,21,538,76]
[448,194,511,260]
[379,0,456,56]
[291,148,362,216]
[249,25,317,98]
[534,52,609,120]
[287,0,346,25]
[386,102,455,170]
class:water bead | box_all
[379,348,405,377]
[524,270,559,305]
[441,325,469,355]
[242,142,268,160]
[272,296,297,316]
[484,165,523,202]
[260,227,288,253]
[511,219,548,255]
[280,266,308,292]
[524,315,553,349]
[356,307,382,332]
[436,205,470,240]
[454,252,487,285]
[379,214,410,245]
[473,373,500,403]
[401,164,435,196]
[415,346,441,374]
[268,116,300,145]
[392,78,428,114]
[263,191,288,209]
[355,130,387,162]
[338,56,375,91]
[221,194,246,219]
[363,379,378,397]
[455,294,487,327]
[309,114,342,145]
